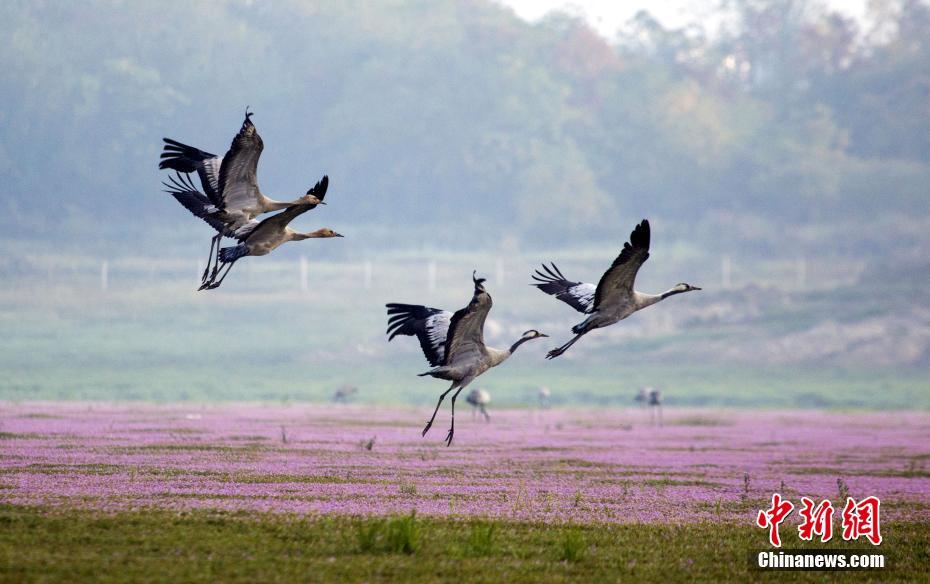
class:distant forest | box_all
[1,0,927,258]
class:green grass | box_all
[0,506,926,582]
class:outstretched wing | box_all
[233,176,328,242]
[159,138,223,207]
[531,263,595,314]
[593,219,651,310]
[218,110,265,214]
[161,172,229,235]
[386,304,453,367]
[443,280,492,368]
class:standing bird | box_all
[648,388,663,427]
[466,388,491,422]
[202,194,342,290]
[160,109,326,282]
[532,219,701,359]
[537,386,552,409]
[386,272,548,446]
[332,385,359,403]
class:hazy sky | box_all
[497,0,870,38]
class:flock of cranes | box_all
[159,110,702,445]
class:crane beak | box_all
[335,232,344,237]
[692,285,702,291]
[538,332,549,338]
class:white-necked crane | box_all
[386,272,548,446]
[159,109,326,282]
[466,388,491,422]
[532,219,701,359]
[202,189,342,290]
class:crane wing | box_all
[161,172,230,236]
[531,263,596,313]
[386,304,453,367]
[443,281,492,368]
[217,110,265,214]
[593,219,651,310]
[159,138,223,207]
[233,176,328,242]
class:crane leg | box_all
[201,235,220,284]
[481,405,490,423]
[546,332,586,359]
[201,259,236,291]
[207,235,223,282]
[422,381,459,437]
[444,379,472,447]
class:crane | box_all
[466,388,491,422]
[386,272,548,445]
[532,219,700,359]
[202,181,342,290]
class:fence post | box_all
[300,256,309,292]
[100,260,109,292]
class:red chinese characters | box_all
[841,496,882,545]
[797,497,834,542]
[756,493,794,547]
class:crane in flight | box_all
[386,272,548,445]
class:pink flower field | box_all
[2,403,929,524]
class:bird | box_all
[531,219,701,359]
[160,108,327,282]
[332,385,358,403]
[537,386,551,409]
[386,272,548,446]
[202,192,343,290]
[634,386,662,425]
[466,388,491,422]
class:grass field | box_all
[2,507,927,582]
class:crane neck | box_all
[262,195,308,212]
[508,336,535,355]
[290,228,331,241]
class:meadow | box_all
[1,403,927,581]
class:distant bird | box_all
[537,386,551,409]
[160,109,326,282]
[634,386,662,425]
[648,388,663,426]
[532,219,701,359]
[333,385,358,403]
[466,388,491,422]
[386,272,548,446]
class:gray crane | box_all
[332,385,359,403]
[202,198,342,290]
[532,219,701,359]
[386,272,548,446]
[160,109,326,283]
[466,388,491,422]
[640,387,663,426]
